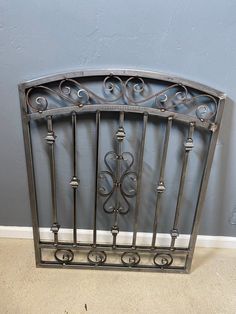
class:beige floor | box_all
[0,239,235,314]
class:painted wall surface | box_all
[0,0,236,236]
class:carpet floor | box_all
[0,238,235,314]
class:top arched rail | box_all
[19,69,227,130]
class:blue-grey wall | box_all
[0,0,236,236]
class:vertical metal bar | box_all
[112,111,125,247]
[45,116,59,245]
[70,112,79,246]
[20,85,41,265]
[185,96,225,272]
[93,111,101,247]
[151,116,173,248]
[170,122,195,249]
[132,113,148,247]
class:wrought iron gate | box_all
[19,69,226,273]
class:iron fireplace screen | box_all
[19,70,226,273]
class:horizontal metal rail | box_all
[27,104,213,131]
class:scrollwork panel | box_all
[26,75,218,123]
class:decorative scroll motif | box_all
[153,253,173,267]
[26,75,218,122]
[87,250,107,265]
[98,119,138,246]
[121,251,140,266]
[98,151,137,214]
[54,249,74,264]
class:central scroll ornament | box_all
[98,119,137,246]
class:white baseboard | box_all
[0,226,235,249]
